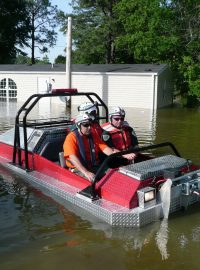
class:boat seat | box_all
[59,152,67,168]
[34,127,71,162]
[40,138,64,162]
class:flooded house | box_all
[0,64,173,110]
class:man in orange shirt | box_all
[63,113,115,182]
[64,113,135,182]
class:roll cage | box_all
[12,89,108,170]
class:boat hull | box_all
[1,153,199,227]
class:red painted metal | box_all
[0,143,13,160]
[97,169,153,209]
[51,88,78,94]
[33,153,90,190]
[0,143,90,190]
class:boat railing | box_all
[12,90,109,170]
[18,118,74,129]
[81,142,181,199]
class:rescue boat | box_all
[0,89,200,227]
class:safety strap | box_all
[88,134,97,166]
[74,129,97,168]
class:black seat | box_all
[40,138,64,162]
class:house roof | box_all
[0,63,167,73]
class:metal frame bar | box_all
[12,91,109,170]
[89,142,181,198]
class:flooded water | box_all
[0,101,200,270]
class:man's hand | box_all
[122,153,137,161]
[84,171,95,182]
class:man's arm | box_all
[103,146,137,161]
[102,146,116,156]
[69,154,95,182]
[101,130,114,148]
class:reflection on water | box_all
[192,225,200,242]
[0,101,17,132]
[154,179,172,260]
[179,233,189,248]
[0,100,70,134]
[125,107,157,146]
[1,101,200,269]
[155,219,169,260]
[101,219,170,260]
[155,107,200,164]
[1,164,200,269]
[0,101,157,146]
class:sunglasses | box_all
[81,123,91,127]
[113,117,124,121]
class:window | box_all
[0,78,17,101]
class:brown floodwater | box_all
[0,101,200,270]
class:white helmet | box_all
[78,102,97,119]
[109,106,125,120]
[75,113,92,127]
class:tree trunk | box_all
[106,0,115,63]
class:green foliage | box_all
[0,0,29,63]
[35,55,50,64]
[58,0,121,64]
[0,0,58,64]
[55,55,66,64]
[15,54,50,64]
[58,0,200,106]
[15,54,32,64]
[172,0,200,103]
[182,57,200,97]
[115,0,180,63]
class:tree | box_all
[35,55,50,64]
[26,0,58,64]
[55,55,66,64]
[58,0,121,64]
[114,0,200,104]
[15,54,32,64]
[0,0,29,63]
[114,0,179,63]
[58,0,200,105]
[171,0,200,105]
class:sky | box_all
[47,0,72,63]
[28,0,72,63]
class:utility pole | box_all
[65,17,72,107]
[66,17,72,89]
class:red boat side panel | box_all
[0,143,34,168]
[0,143,90,190]
[97,170,152,209]
[0,143,13,160]
[33,153,90,190]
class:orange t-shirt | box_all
[63,130,107,169]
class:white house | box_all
[0,63,173,109]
